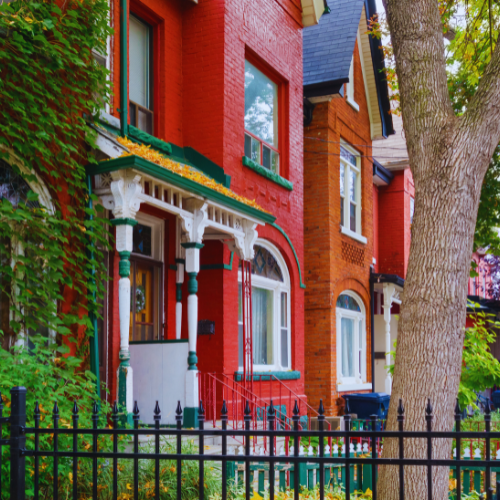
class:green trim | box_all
[200,252,234,271]
[234,370,301,381]
[119,0,127,137]
[187,273,198,295]
[184,146,231,188]
[87,155,276,224]
[181,242,204,250]
[187,350,198,370]
[169,264,177,271]
[128,125,173,155]
[176,283,182,302]
[183,407,199,428]
[86,175,101,399]
[118,251,131,278]
[110,218,138,227]
[130,339,188,345]
[242,156,293,191]
[270,222,306,289]
[175,258,185,264]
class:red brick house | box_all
[302,0,395,416]
[85,0,329,426]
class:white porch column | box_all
[181,241,203,427]
[102,173,142,419]
[382,283,397,395]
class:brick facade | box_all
[304,41,374,416]
[106,0,306,408]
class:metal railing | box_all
[3,386,500,499]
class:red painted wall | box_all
[377,169,414,278]
[106,0,306,407]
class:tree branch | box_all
[459,34,500,175]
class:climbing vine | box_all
[0,0,113,491]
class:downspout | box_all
[370,268,375,393]
[86,174,101,399]
[120,0,128,137]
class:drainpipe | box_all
[370,268,375,393]
[120,0,128,137]
[86,174,101,399]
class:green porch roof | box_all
[86,155,276,225]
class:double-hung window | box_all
[129,14,154,134]
[244,60,280,174]
[336,291,370,391]
[340,144,365,243]
[238,242,291,371]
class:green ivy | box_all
[0,0,114,495]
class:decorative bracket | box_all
[230,220,259,261]
[179,200,208,244]
[101,172,143,220]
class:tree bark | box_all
[378,1,500,499]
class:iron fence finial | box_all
[199,400,205,415]
[52,401,59,417]
[34,401,40,416]
[268,400,275,417]
[92,402,98,416]
[112,400,119,415]
[293,400,299,417]
[72,401,78,416]
[133,400,140,416]
[485,398,492,415]
[244,399,251,417]
[176,400,182,417]
[455,398,461,418]
[154,400,161,419]
[425,398,433,416]
[318,399,325,416]
[397,398,404,415]
[221,400,228,417]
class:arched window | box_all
[238,241,291,371]
[336,291,368,390]
[0,159,52,350]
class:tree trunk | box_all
[378,1,500,499]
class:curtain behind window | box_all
[252,287,273,365]
[341,317,354,377]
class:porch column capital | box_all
[101,172,143,221]
[229,220,259,261]
[180,200,208,244]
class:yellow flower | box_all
[114,137,270,214]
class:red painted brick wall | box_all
[377,169,414,278]
[106,0,306,406]
[304,41,374,416]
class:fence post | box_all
[10,386,27,500]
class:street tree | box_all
[378,0,500,498]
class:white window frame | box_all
[340,142,366,244]
[131,212,164,262]
[336,290,371,392]
[91,0,111,114]
[238,239,291,372]
[346,57,359,112]
[1,154,56,349]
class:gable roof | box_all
[303,0,394,138]
[303,0,364,96]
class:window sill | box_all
[242,156,293,191]
[234,370,301,381]
[340,226,367,244]
[337,382,372,393]
[347,97,360,112]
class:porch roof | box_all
[86,154,276,225]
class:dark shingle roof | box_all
[303,0,364,96]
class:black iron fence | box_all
[2,386,500,499]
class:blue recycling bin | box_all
[492,390,500,409]
[341,392,391,420]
